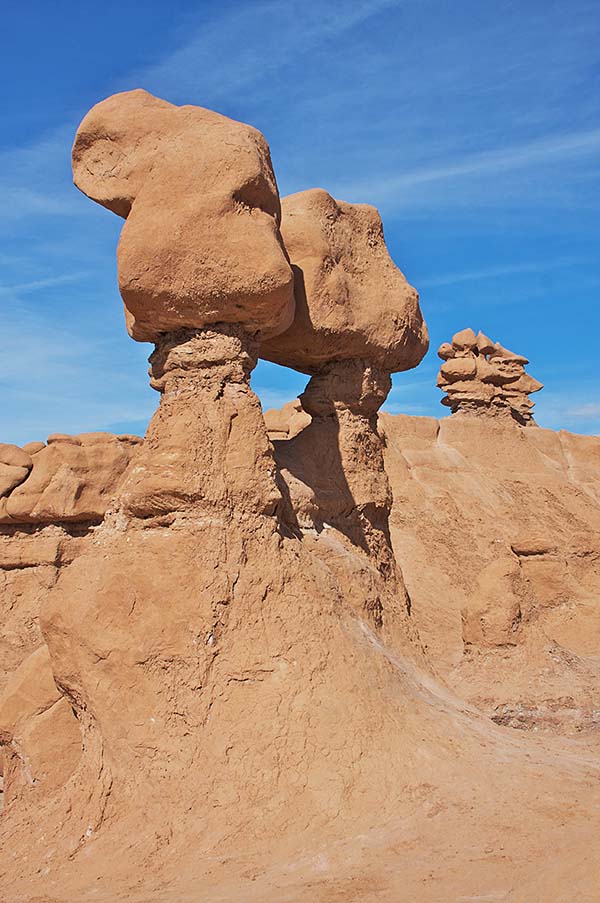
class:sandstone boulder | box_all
[0,443,32,469]
[0,444,32,497]
[261,188,428,373]
[264,399,311,440]
[72,89,295,342]
[0,464,30,498]
[21,441,45,455]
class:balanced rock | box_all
[72,89,295,342]
[261,188,428,374]
[262,189,426,591]
[436,329,543,424]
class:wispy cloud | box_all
[0,125,83,226]
[533,386,600,436]
[0,272,89,294]
[129,0,401,103]
[567,403,600,418]
[0,302,155,445]
[337,128,600,207]
[418,257,586,288]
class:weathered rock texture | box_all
[0,433,142,712]
[72,89,295,342]
[263,187,428,604]
[0,433,141,525]
[0,645,81,805]
[275,364,400,588]
[437,327,543,423]
[263,399,310,440]
[262,188,428,373]
[1,405,599,902]
[381,412,600,738]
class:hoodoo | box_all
[436,327,543,423]
[1,92,431,893]
[263,187,428,581]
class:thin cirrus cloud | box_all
[127,0,401,102]
[418,258,587,289]
[335,127,600,210]
[568,403,600,418]
[0,272,89,294]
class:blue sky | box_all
[1,0,599,444]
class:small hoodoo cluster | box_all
[437,327,543,424]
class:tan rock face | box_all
[0,646,81,804]
[263,399,310,440]
[0,444,32,498]
[382,411,600,736]
[260,188,426,620]
[436,328,543,423]
[261,188,428,374]
[72,89,295,342]
[0,433,140,524]
[120,326,279,519]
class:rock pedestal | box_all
[297,361,393,561]
[41,325,281,778]
[275,359,411,629]
[121,325,278,519]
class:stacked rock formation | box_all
[0,91,429,892]
[437,327,543,424]
[263,188,428,585]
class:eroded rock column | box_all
[261,188,428,625]
[121,325,278,520]
[298,361,393,567]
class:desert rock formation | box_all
[381,412,600,738]
[262,187,428,373]
[0,432,142,708]
[263,399,311,440]
[0,92,599,903]
[73,89,295,342]
[437,327,543,423]
[0,433,141,525]
[263,187,428,586]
